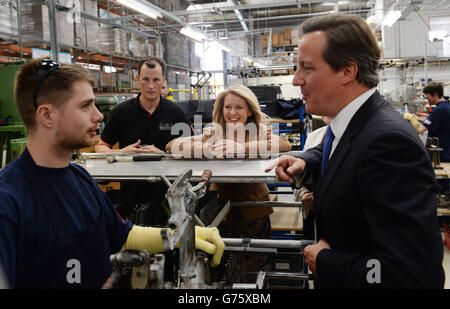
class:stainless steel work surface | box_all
[78,158,279,183]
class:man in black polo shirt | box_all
[95,57,193,224]
[96,57,192,153]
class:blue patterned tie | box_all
[321,126,335,174]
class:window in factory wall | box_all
[195,41,225,98]
[444,36,450,57]
[428,16,450,57]
[195,41,224,72]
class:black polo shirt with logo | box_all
[101,94,193,151]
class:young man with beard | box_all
[0,58,223,288]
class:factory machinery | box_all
[100,168,314,289]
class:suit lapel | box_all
[315,91,386,213]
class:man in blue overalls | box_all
[0,58,223,288]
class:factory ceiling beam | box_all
[228,0,249,32]
[398,0,423,21]
[187,8,370,26]
[171,0,326,15]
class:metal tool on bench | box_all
[106,153,165,163]
[84,150,303,161]
[77,152,181,163]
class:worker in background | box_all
[416,83,450,162]
[94,57,193,223]
[161,81,169,99]
[265,14,444,288]
[417,82,450,196]
[0,58,223,288]
[167,85,292,283]
[161,81,175,101]
[404,83,450,195]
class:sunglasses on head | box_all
[32,59,61,109]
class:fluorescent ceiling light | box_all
[116,0,162,20]
[382,9,401,27]
[366,13,383,25]
[180,26,207,42]
[103,66,117,73]
[366,15,377,24]
[187,4,203,11]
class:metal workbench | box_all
[78,157,281,184]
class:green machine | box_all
[95,94,118,124]
[0,62,27,168]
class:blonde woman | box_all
[167,85,291,280]
[167,84,291,157]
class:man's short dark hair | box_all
[423,82,444,98]
[300,13,381,88]
[14,58,95,130]
[137,56,166,76]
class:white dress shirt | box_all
[304,125,327,150]
[328,88,376,158]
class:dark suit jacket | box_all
[299,90,445,288]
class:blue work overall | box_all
[19,150,113,288]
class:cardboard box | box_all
[100,72,116,88]
[261,33,268,47]
[98,27,127,55]
[283,28,292,40]
[19,2,73,47]
[277,33,283,45]
[271,34,276,46]
[75,0,99,50]
[0,2,18,35]
[291,28,300,45]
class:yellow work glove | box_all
[122,225,224,267]
[403,113,421,130]
[194,226,224,267]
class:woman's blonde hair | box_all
[212,85,269,131]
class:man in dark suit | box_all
[266,14,445,288]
